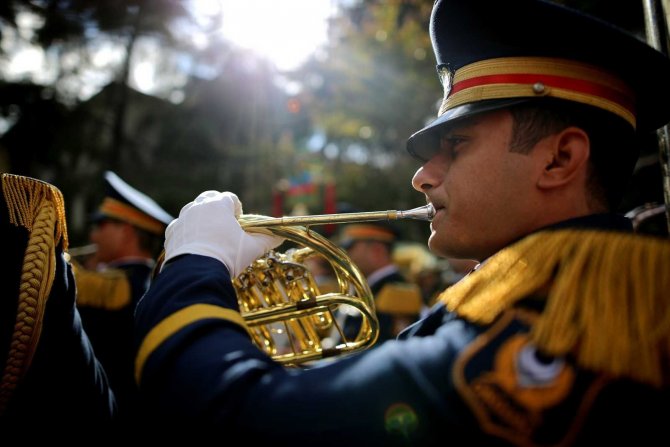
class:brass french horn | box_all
[235,204,435,366]
[153,204,435,366]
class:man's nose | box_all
[412,165,433,193]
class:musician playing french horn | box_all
[134,0,670,444]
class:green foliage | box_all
[0,0,660,244]
[285,0,439,222]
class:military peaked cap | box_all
[339,221,400,249]
[92,171,173,235]
[407,0,670,160]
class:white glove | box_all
[163,191,284,277]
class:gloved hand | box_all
[163,191,284,277]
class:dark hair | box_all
[508,99,638,210]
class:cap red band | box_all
[439,57,636,128]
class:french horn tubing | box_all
[235,204,434,366]
[240,204,436,228]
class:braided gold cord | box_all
[0,201,56,414]
[0,174,62,415]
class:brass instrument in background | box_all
[231,204,435,366]
[63,243,97,263]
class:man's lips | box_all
[429,201,445,213]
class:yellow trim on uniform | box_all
[99,197,165,235]
[135,304,250,384]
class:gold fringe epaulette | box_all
[2,173,68,249]
[71,261,131,310]
[0,173,68,414]
[438,229,670,387]
[376,283,424,315]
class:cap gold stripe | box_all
[99,197,166,235]
[439,57,636,128]
[343,225,396,242]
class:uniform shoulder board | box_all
[375,282,423,315]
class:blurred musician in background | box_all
[74,170,173,429]
[338,221,423,343]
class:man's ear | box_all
[537,127,590,190]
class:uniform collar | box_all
[540,213,633,233]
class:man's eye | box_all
[440,135,466,156]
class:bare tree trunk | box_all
[109,10,141,170]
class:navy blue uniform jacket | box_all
[134,215,670,445]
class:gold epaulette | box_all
[71,261,131,310]
[438,229,670,387]
[375,282,423,315]
[0,173,67,414]
[2,173,67,248]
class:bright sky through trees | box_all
[3,0,337,97]
[194,0,336,71]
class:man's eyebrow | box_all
[442,117,480,135]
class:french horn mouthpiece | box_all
[396,203,435,221]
